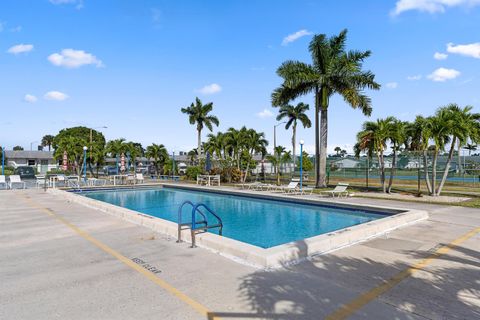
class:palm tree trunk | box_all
[379,152,386,193]
[423,150,433,194]
[292,123,296,171]
[387,146,397,193]
[197,129,202,157]
[457,142,462,174]
[319,103,328,187]
[437,137,457,195]
[431,150,438,196]
[314,89,321,188]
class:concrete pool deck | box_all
[1,189,479,319]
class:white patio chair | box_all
[9,175,26,189]
[0,175,7,189]
[35,175,47,189]
[135,173,144,184]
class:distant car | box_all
[14,166,36,179]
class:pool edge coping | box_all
[47,186,429,268]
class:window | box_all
[28,159,36,166]
[41,160,48,165]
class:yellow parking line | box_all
[22,195,219,319]
[325,226,480,320]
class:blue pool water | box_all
[84,187,389,248]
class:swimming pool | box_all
[84,187,389,248]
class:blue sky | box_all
[1,0,480,154]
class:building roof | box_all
[5,150,54,160]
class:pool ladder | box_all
[177,201,223,248]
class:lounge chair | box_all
[0,175,7,189]
[9,175,26,189]
[321,183,349,198]
[241,181,261,189]
[135,173,144,184]
[270,181,299,193]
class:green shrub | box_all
[185,166,203,180]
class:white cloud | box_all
[407,74,422,80]
[48,49,103,68]
[49,0,83,9]
[256,109,274,118]
[447,42,480,58]
[7,44,34,54]
[392,0,480,16]
[433,52,448,60]
[427,67,460,82]
[24,94,38,103]
[385,82,398,89]
[282,29,313,46]
[195,83,222,95]
[44,91,69,101]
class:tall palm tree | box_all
[181,97,219,156]
[225,127,247,169]
[272,29,380,188]
[106,138,127,173]
[205,132,226,160]
[276,102,311,170]
[41,135,55,151]
[55,135,88,175]
[267,145,286,185]
[386,119,406,193]
[146,143,168,175]
[356,117,395,192]
[334,146,342,156]
[436,104,480,195]
[242,129,268,182]
[405,116,433,194]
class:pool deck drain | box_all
[1,189,479,320]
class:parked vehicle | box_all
[13,166,36,179]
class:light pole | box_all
[83,146,88,183]
[1,147,5,175]
[300,140,304,191]
[30,141,39,151]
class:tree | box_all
[106,138,128,173]
[464,143,477,156]
[435,104,480,195]
[41,135,55,151]
[340,149,347,157]
[54,136,89,175]
[276,102,311,169]
[126,142,144,171]
[13,146,24,151]
[205,132,226,160]
[334,146,342,156]
[181,97,219,156]
[53,126,106,176]
[356,117,395,192]
[267,145,286,185]
[225,127,247,169]
[386,119,406,193]
[272,29,380,188]
[242,129,268,182]
[146,143,168,175]
[301,151,314,172]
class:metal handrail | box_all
[177,200,207,243]
[190,203,223,248]
[177,201,223,247]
